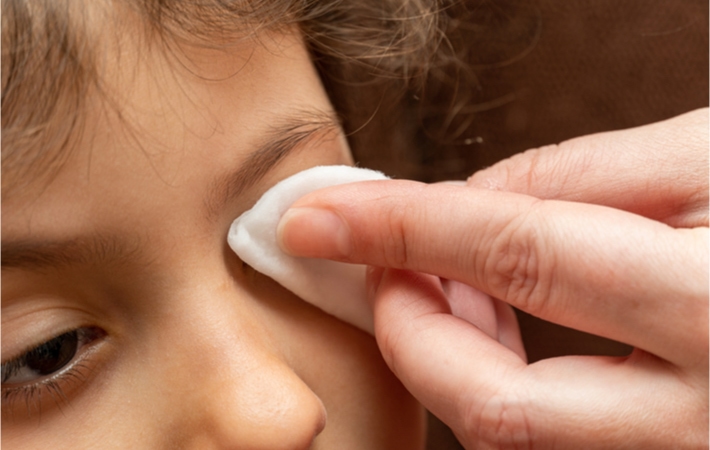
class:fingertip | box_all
[277,207,352,259]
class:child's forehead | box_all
[4,24,321,197]
[1,0,308,199]
[2,24,348,243]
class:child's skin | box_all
[1,13,424,449]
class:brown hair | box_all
[1,0,463,197]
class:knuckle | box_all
[521,146,551,193]
[461,387,536,450]
[507,145,561,194]
[485,203,555,316]
[525,142,597,199]
[379,204,411,268]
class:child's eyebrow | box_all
[1,234,144,271]
[1,110,340,272]
[204,109,340,221]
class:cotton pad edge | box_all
[227,165,389,334]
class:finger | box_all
[369,268,526,434]
[492,297,526,362]
[278,181,708,363]
[467,108,709,228]
[368,266,521,355]
[441,280,526,361]
[441,279,498,338]
[372,269,708,449]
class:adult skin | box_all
[278,108,709,448]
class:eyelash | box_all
[1,327,106,417]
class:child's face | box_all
[1,26,424,448]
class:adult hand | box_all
[278,109,709,448]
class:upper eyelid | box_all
[1,297,109,361]
[1,323,92,365]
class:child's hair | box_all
[2,0,469,197]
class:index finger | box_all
[277,180,708,364]
[467,109,709,228]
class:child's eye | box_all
[2,327,105,384]
[1,326,106,415]
[3,330,79,384]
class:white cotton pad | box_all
[227,165,388,334]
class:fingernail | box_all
[277,207,351,258]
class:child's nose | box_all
[184,355,327,449]
[145,271,328,448]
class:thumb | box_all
[370,268,706,449]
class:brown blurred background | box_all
[333,0,708,448]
